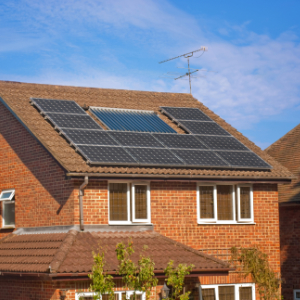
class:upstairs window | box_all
[108,182,151,225]
[0,189,15,228]
[197,184,253,224]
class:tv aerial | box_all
[159,47,208,94]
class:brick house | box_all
[265,124,300,300]
[0,81,292,300]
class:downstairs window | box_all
[202,284,255,300]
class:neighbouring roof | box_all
[265,123,300,203]
[0,230,230,275]
[0,80,293,180]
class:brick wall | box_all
[0,102,76,238]
[279,205,300,299]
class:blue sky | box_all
[1,0,300,149]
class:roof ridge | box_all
[49,229,78,273]
[266,123,300,152]
[156,232,230,268]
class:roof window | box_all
[89,107,176,133]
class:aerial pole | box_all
[159,47,207,94]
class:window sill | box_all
[197,221,256,225]
[108,222,153,226]
[1,225,15,229]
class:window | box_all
[108,182,151,225]
[76,291,145,300]
[201,284,255,300]
[294,290,300,300]
[0,189,15,228]
[197,184,254,224]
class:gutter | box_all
[79,176,89,231]
[67,172,292,184]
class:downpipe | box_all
[79,176,88,231]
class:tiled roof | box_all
[0,230,230,275]
[265,124,300,202]
[0,80,293,180]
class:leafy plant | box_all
[88,251,115,300]
[116,241,158,300]
[230,247,281,300]
[164,260,194,300]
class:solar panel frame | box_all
[216,151,271,169]
[152,133,208,149]
[76,145,137,165]
[109,131,164,148]
[179,121,231,136]
[46,113,102,130]
[31,98,86,115]
[195,135,249,151]
[61,129,118,146]
[160,106,212,121]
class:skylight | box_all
[89,107,177,133]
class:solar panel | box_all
[173,150,229,167]
[61,129,117,146]
[126,148,184,166]
[153,133,208,149]
[179,121,231,136]
[90,107,177,133]
[77,145,136,164]
[196,136,248,151]
[216,151,271,169]
[160,107,211,121]
[109,132,164,148]
[46,113,102,130]
[31,98,86,115]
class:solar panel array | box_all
[31,98,271,169]
[160,106,271,169]
[90,107,176,133]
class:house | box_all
[0,80,292,300]
[265,124,300,300]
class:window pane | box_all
[200,186,214,219]
[217,186,233,220]
[3,202,15,226]
[239,287,252,300]
[218,286,235,300]
[130,294,142,300]
[102,295,110,300]
[202,288,216,300]
[109,183,128,221]
[240,187,251,219]
[135,185,147,219]
[0,192,12,200]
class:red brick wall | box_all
[279,204,300,300]
[0,102,76,238]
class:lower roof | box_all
[0,80,293,180]
[0,230,230,277]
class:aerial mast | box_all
[159,47,207,94]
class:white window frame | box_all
[2,200,15,228]
[237,185,254,223]
[197,183,236,224]
[108,181,151,225]
[294,289,300,300]
[108,181,131,225]
[132,182,151,223]
[201,283,255,300]
[76,291,145,300]
[0,189,15,201]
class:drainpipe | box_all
[79,176,88,231]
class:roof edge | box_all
[0,95,70,173]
